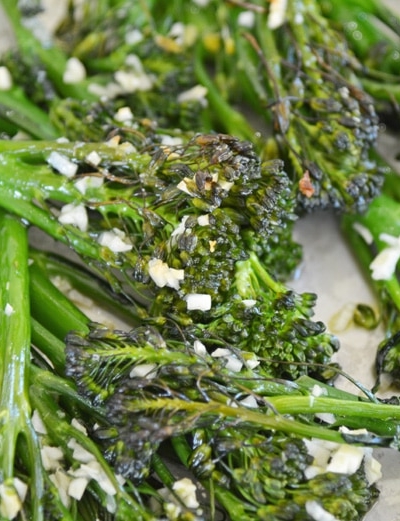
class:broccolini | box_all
[0,0,399,519]
[0,0,388,212]
[342,169,400,388]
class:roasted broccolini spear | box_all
[0,0,208,139]
[341,170,400,388]
[139,0,385,212]
[0,0,386,212]
[0,210,159,520]
[0,131,340,380]
[64,323,400,521]
[0,233,211,520]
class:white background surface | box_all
[1,1,400,519]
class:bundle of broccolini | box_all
[0,0,390,212]
[0,0,399,520]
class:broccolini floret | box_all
[136,0,385,212]
[0,131,297,286]
[1,0,387,213]
[321,0,400,127]
[181,251,339,381]
[0,131,337,379]
[1,1,399,519]
[64,323,398,521]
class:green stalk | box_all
[248,250,284,294]
[342,218,400,318]
[0,189,102,261]
[0,88,59,139]
[341,193,400,322]
[193,45,257,142]
[0,138,152,165]
[361,78,400,104]
[322,0,400,57]
[0,211,44,520]
[136,392,400,441]
[30,250,141,328]
[29,259,90,341]
[151,453,177,488]
[31,318,67,374]
[130,397,348,444]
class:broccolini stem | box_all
[31,318,67,375]
[133,392,400,441]
[341,193,400,324]
[29,250,141,329]
[248,250,284,293]
[345,224,400,317]
[0,88,59,139]
[361,78,400,104]
[29,259,90,341]
[150,453,177,488]
[0,211,44,520]
[322,0,400,55]
[193,45,258,142]
[0,187,102,260]
[129,396,347,443]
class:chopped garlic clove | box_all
[67,438,95,463]
[41,445,65,470]
[129,363,157,379]
[370,245,400,280]
[305,500,340,521]
[185,293,211,311]
[0,66,12,90]
[0,482,24,520]
[240,395,258,408]
[47,151,78,178]
[267,0,288,29]
[148,258,184,290]
[326,444,365,475]
[98,228,133,253]
[68,477,90,500]
[193,339,207,356]
[63,57,87,84]
[172,478,199,509]
[58,203,88,232]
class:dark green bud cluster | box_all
[188,254,339,381]
[188,428,312,501]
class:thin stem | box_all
[131,397,348,444]
[0,211,44,519]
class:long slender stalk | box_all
[0,211,44,520]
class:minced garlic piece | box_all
[148,258,184,290]
[0,481,24,520]
[58,203,88,232]
[97,228,133,253]
[177,85,208,106]
[369,233,400,280]
[0,66,12,90]
[305,500,340,521]
[185,293,211,311]
[63,57,87,84]
[172,477,200,509]
[267,0,288,29]
[4,303,14,316]
[47,151,78,178]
